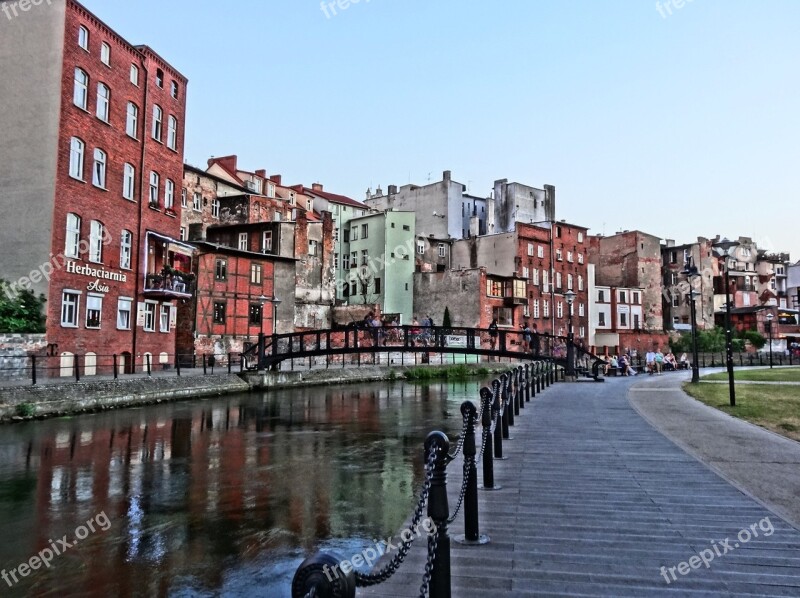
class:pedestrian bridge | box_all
[242,325,602,374]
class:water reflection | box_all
[0,380,481,597]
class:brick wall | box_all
[0,334,47,380]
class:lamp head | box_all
[766,313,774,321]
[259,294,268,305]
[712,237,740,256]
[564,290,576,305]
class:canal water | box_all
[0,380,483,597]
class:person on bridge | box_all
[521,322,532,353]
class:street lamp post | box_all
[257,294,268,372]
[766,312,774,368]
[713,238,741,407]
[564,290,576,378]
[682,260,701,384]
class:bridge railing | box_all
[291,360,557,598]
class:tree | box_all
[442,306,452,328]
[0,280,47,333]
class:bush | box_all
[15,403,35,417]
[740,330,766,350]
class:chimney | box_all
[443,170,451,183]
[388,184,397,195]
[271,174,282,186]
[208,155,237,173]
[255,169,266,179]
[312,183,323,192]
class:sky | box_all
[81,0,800,259]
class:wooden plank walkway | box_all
[360,376,800,597]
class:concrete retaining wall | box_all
[0,333,46,381]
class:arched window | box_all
[73,68,88,109]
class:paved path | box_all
[361,373,800,597]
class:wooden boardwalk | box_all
[360,376,800,597]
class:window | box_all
[164,179,175,210]
[78,26,89,50]
[213,302,226,324]
[577,232,584,243]
[126,102,138,137]
[120,230,132,269]
[334,253,339,268]
[557,301,564,318]
[487,280,503,297]
[343,229,350,243]
[578,275,584,291]
[215,259,227,281]
[513,280,526,298]
[672,294,682,308]
[193,192,201,211]
[357,249,366,265]
[350,281,357,296]
[361,223,368,239]
[149,172,159,206]
[350,252,357,268]
[632,291,640,304]
[238,232,248,251]
[555,272,562,289]
[61,291,80,327]
[579,326,585,337]
[543,300,549,317]
[555,248,563,261]
[522,266,529,279]
[267,182,275,197]
[620,312,628,327]
[374,278,382,294]
[211,199,220,218]
[619,291,627,303]
[167,116,177,150]
[556,226,562,238]
[69,137,85,179]
[65,213,81,258]
[542,270,549,293]
[100,42,110,66]
[250,263,262,285]
[171,80,179,99]
[117,298,132,330]
[438,243,446,258]
[537,245,544,258]
[533,269,539,285]
[130,64,139,86]
[179,227,187,241]
[527,243,534,256]
[181,188,187,208]
[262,231,272,252]
[342,253,350,269]
[403,224,410,231]
[249,304,262,326]
[143,302,156,332]
[533,300,540,319]
[598,290,605,302]
[92,148,106,188]
[273,211,282,222]
[670,272,678,285]
[567,251,573,263]
[417,240,425,255]
[598,312,606,327]
[743,293,751,306]
[578,303,585,317]
[89,221,104,263]
[152,105,163,141]
[633,314,640,330]
[155,68,164,88]
[578,253,584,264]
[95,83,110,122]
[493,307,513,326]
[351,227,358,241]
[86,295,102,329]
[160,304,171,332]
[308,240,318,256]
[123,163,135,200]
[567,274,573,290]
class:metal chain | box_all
[355,449,438,586]
[447,410,469,462]
[419,528,440,598]
[447,455,472,524]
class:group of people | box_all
[603,349,690,376]
[486,319,540,356]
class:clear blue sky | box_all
[83,0,800,259]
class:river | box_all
[0,379,484,597]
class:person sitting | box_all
[679,352,689,370]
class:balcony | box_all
[504,296,526,306]
[143,232,196,298]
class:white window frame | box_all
[126,102,139,138]
[130,64,139,86]
[69,137,84,180]
[61,291,81,328]
[537,245,544,258]
[89,221,104,263]
[143,301,156,332]
[579,303,585,317]
[417,240,425,255]
[578,275,584,291]
[543,300,549,318]
[78,26,89,51]
[159,304,171,333]
[92,148,107,188]
[149,171,159,206]
[100,42,110,66]
[533,269,539,285]
[65,213,81,258]
[181,188,187,208]
[211,199,220,218]
[120,230,132,270]
[152,105,163,141]
[117,297,132,330]
[96,83,110,122]
[123,163,135,200]
[238,232,248,251]
[262,231,273,252]
[171,80,179,99]
[73,68,88,109]
[192,192,201,211]
[527,243,534,256]
[577,232,584,243]
[179,227,187,241]
[85,294,103,329]
[438,243,446,258]
[165,179,175,210]
[533,299,540,319]
[167,115,177,150]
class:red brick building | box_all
[0,1,188,375]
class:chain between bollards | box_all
[453,401,490,546]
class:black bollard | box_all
[454,401,490,545]
[502,374,514,433]
[479,387,501,490]
[425,431,451,598]
[291,552,356,598]
[525,364,531,402]
[516,367,524,411]
[492,380,506,459]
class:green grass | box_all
[14,403,35,418]
[684,382,800,442]
[404,364,488,381]
[702,367,800,382]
